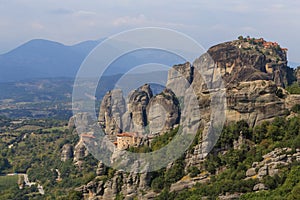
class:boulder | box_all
[246,168,256,177]
[253,183,268,191]
[258,165,268,177]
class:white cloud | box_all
[74,10,97,17]
[31,22,44,30]
[50,8,74,15]
[113,14,146,26]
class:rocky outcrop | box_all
[61,144,73,162]
[226,80,288,127]
[253,183,268,191]
[207,39,290,87]
[73,138,89,165]
[99,84,181,135]
[78,168,152,200]
[166,62,193,96]
[96,161,107,176]
[147,88,180,134]
[285,94,300,110]
[245,148,300,180]
[98,89,126,135]
[122,84,153,133]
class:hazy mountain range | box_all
[0,39,185,82]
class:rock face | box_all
[207,39,291,87]
[147,88,180,134]
[61,144,73,162]
[99,89,126,135]
[99,84,180,135]
[96,161,107,176]
[78,167,152,200]
[226,80,287,127]
[123,84,153,133]
[166,62,194,96]
[296,67,300,84]
[73,138,89,165]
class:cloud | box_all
[31,22,44,30]
[49,8,96,18]
[74,10,97,17]
[112,14,146,26]
[50,8,74,15]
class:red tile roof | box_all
[116,132,136,137]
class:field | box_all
[0,175,18,190]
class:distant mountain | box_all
[0,39,100,82]
[0,39,186,82]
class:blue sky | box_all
[1,0,300,63]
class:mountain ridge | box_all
[0,39,100,82]
[0,38,185,82]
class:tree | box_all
[0,157,10,173]
[291,104,300,113]
[151,177,164,192]
[238,36,244,40]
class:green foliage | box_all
[0,157,10,173]
[187,166,200,178]
[286,82,300,94]
[64,190,83,200]
[151,176,165,192]
[216,120,251,149]
[151,127,179,151]
[288,182,300,200]
[188,130,202,153]
[151,157,185,192]
[164,158,185,186]
[291,104,300,113]
[115,193,124,200]
[0,175,18,190]
[240,165,300,199]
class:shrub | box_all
[286,82,300,94]
[188,166,200,178]
[291,104,300,113]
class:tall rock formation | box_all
[99,84,180,135]
[61,144,73,162]
[98,89,126,135]
[147,88,180,134]
[76,37,300,200]
[122,84,153,133]
[207,39,290,87]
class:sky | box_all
[0,0,300,63]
